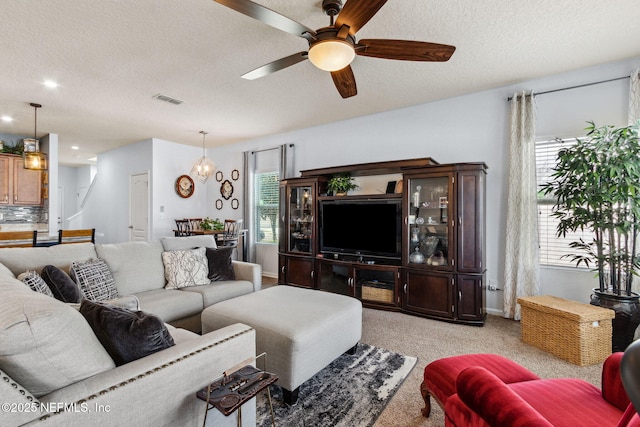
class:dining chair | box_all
[220,219,240,247]
[0,230,37,247]
[58,228,96,244]
[174,219,192,237]
[188,218,203,232]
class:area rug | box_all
[256,343,417,427]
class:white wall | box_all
[82,139,153,243]
[79,55,640,314]
[209,55,640,313]
[151,139,210,240]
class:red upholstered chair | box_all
[441,352,636,427]
[421,353,541,417]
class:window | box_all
[254,171,279,243]
[536,138,593,268]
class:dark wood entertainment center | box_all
[278,158,487,325]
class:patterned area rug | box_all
[256,343,417,427]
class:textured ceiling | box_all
[1,0,639,165]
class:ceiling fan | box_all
[214,0,456,98]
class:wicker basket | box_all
[361,282,393,304]
[517,295,615,366]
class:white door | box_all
[129,172,149,241]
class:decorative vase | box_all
[409,247,425,264]
[591,289,640,352]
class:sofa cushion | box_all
[0,242,97,277]
[162,248,209,289]
[96,241,166,295]
[181,280,255,307]
[70,259,119,301]
[17,271,54,298]
[205,246,235,281]
[41,264,82,303]
[80,300,175,366]
[161,235,217,251]
[133,288,204,323]
[0,281,115,397]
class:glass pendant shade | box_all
[23,152,47,170]
[308,39,356,72]
[24,103,47,171]
[190,131,216,183]
[190,156,216,183]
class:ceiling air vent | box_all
[153,94,183,105]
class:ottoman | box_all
[201,285,362,404]
[420,353,541,417]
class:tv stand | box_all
[278,158,487,325]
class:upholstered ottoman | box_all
[421,353,540,417]
[201,285,362,404]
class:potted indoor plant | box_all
[327,173,358,196]
[541,120,640,351]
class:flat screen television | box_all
[319,198,401,260]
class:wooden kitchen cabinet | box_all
[0,154,43,206]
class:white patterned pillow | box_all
[162,247,209,289]
[70,259,119,301]
[18,271,54,298]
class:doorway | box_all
[129,172,149,241]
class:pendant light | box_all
[23,103,47,170]
[190,131,216,183]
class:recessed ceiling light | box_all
[43,80,59,88]
[71,145,79,150]
[88,156,97,162]
[1,116,13,122]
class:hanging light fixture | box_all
[190,131,216,183]
[24,103,47,170]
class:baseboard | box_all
[486,307,504,317]
[262,272,278,279]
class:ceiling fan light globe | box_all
[308,39,355,72]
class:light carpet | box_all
[256,343,417,427]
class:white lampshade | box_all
[190,156,216,184]
[308,39,356,72]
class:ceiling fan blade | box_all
[335,0,387,34]
[331,66,357,98]
[357,39,455,62]
[241,52,308,80]
[214,0,315,39]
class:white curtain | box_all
[503,92,540,320]
[630,69,640,124]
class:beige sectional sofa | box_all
[0,235,261,426]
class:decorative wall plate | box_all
[231,169,240,181]
[216,171,224,182]
[221,179,233,200]
[175,175,194,198]
[215,199,223,210]
[231,198,239,210]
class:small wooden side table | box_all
[197,359,278,427]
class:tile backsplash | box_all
[0,206,47,224]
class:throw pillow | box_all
[205,247,236,281]
[41,264,82,303]
[79,300,175,366]
[17,271,54,298]
[70,259,119,301]
[162,247,209,289]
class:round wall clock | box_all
[231,169,240,181]
[175,175,194,198]
[220,179,234,200]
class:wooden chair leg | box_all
[420,380,432,417]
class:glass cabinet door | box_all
[287,184,314,254]
[407,175,451,268]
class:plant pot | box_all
[590,289,640,352]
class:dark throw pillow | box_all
[205,246,235,281]
[41,265,82,303]
[79,300,175,366]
